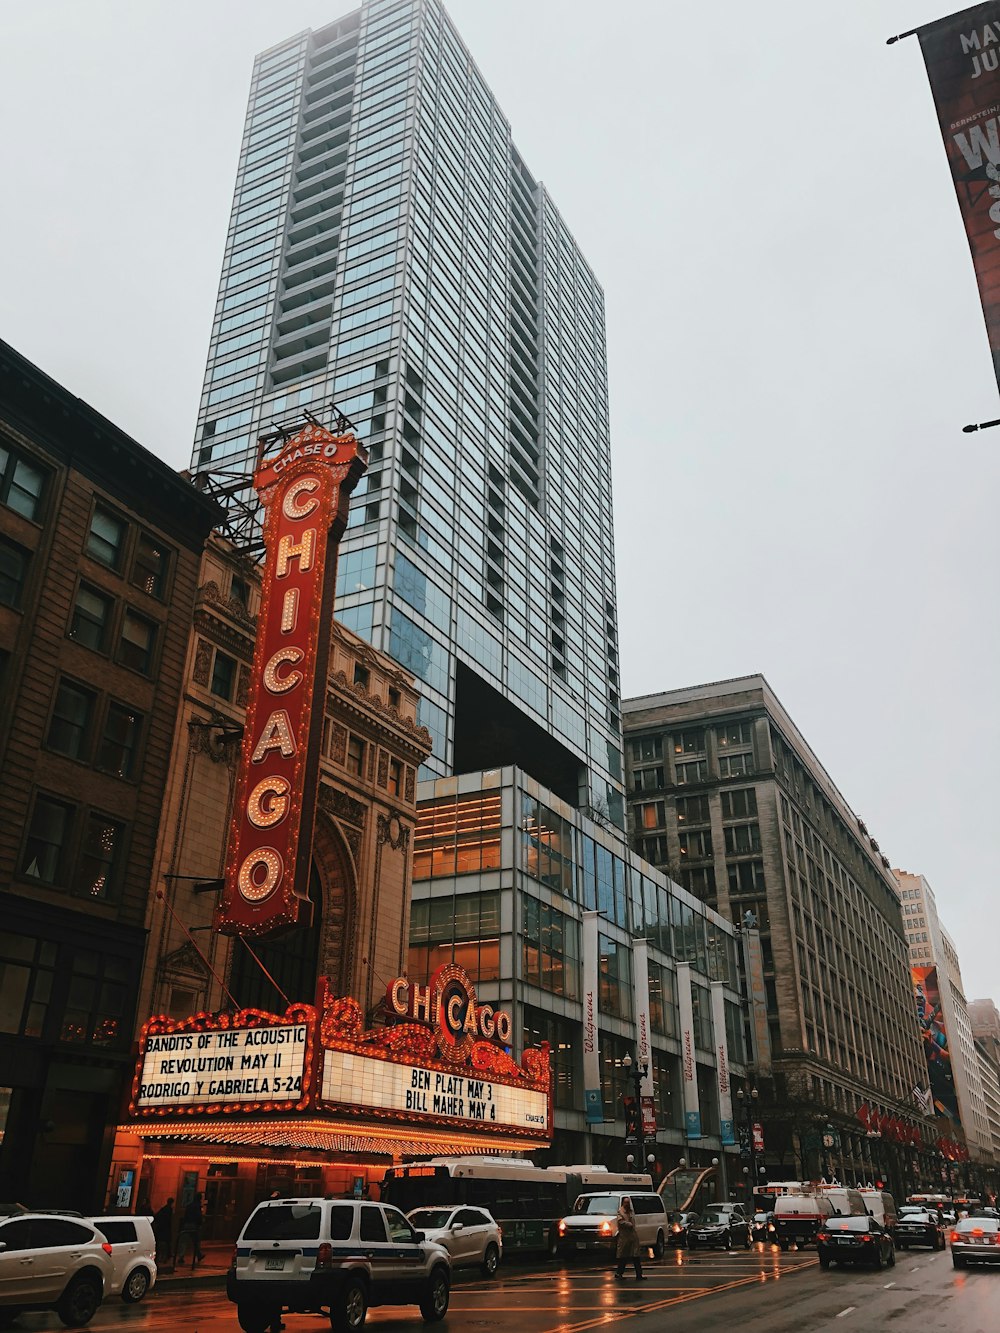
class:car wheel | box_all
[819,1256,830,1270]
[56,1274,102,1328]
[331,1277,368,1333]
[937,1235,946,1251]
[481,1242,500,1277]
[0,1312,24,1330]
[875,1248,887,1271]
[419,1267,451,1323]
[652,1230,665,1260]
[239,1307,278,1333]
[122,1266,151,1303]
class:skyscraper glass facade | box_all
[192,0,621,817]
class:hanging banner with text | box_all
[710,981,736,1147]
[632,937,657,1139]
[582,911,603,1123]
[135,1023,309,1110]
[677,962,702,1140]
[916,4,1000,392]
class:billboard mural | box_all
[916,4,1000,391]
[913,965,962,1125]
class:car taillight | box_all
[971,1228,984,1237]
[557,1221,566,1235]
[950,1232,960,1243]
[599,1221,613,1236]
[316,1243,333,1269]
[816,1232,829,1243]
[861,1235,873,1244]
[101,1242,113,1256]
[231,1246,239,1268]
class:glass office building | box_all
[191,0,622,817]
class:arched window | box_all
[228,866,322,1013]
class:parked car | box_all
[752,1210,776,1243]
[90,1214,158,1301]
[0,1212,114,1327]
[817,1215,895,1269]
[554,1192,668,1260]
[895,1208,946,1251]
[773,1192,835,1250]
[687,1206,752,1250]
[668,1210,699,1247]
[406,1206,502,1276]
[227,1198,451,1333]
[950,1215,1000,1268]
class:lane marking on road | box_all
[883,1281,895,1289]
[836,1306,856,1318]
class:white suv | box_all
[0,1212,113,1327]
[90,1215,157,1302]
[227,1198,452,1333]
[407,1206,502,1276]
[555,1191,668,1259]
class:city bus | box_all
[380,1157,652,1255]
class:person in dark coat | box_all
[614,1196,645,1280]
[177,1192,206,1268]
[152,1198,174,1265]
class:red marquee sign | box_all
[215,422,366,937]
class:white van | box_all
[818,1186,866,1218]
[858,1189,897,1237]
[555,1192,668,1259]
[773,1193,835,1250]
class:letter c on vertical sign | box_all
[282,475,321,520]
[263,646,304,694]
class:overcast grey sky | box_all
[1,2,997,999]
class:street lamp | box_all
[672,1157,687,1212]
[622,1052,650,1177]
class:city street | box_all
[4,1246,997,1333]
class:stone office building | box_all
[0,338,221,1210]
[622,676,935,1194]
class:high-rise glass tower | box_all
[191,0,622,819]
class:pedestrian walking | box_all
[151,1197,174,1266]
[614,1196,646,1280]
[176,1192,206,1268]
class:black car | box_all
[817,1215,895,1270]
[667,1211,699,1247]
[896,1209,946,1251]
[687,1208,752,1251]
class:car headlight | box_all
[558,1221,566,1235]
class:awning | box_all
[121,1117,537,1159]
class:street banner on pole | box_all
[711,981,736,1146]
[582,910,603,1123]
[677,962,702,1140]
[632,937,657,1140]
[916,4,1000,392]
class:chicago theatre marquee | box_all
[110,420,551,1229]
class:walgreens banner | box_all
[917,4,1000,390]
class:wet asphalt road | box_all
[5,1244,999,1333]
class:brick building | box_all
[0,339,221,1209]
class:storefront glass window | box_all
[413,791,501,878]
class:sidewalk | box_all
[156,1241,230,1288]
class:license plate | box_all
[576,1242,586,1250]
[265,1256,286,1270]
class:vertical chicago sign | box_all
[215,422,367,938]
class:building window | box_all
[728,859,766,895]
[21,795,73,884]
[718,721,753,747]
[414,792,502,878]
[673,729,705,755]
[75,813,124,901]
[521,795,575,897]
[388,686,401,709]
[637,800,665,830]
[96,703,142,779]
[117,609,156,674]
[640,836,667,863]
[598,933,632,1020]
[231,575,250,609]
[523,1006,577,1110]
[210,650,237,700]
[353,663,370,689]
[0,444,46,521]
[648,960,677,1038]
[675,794,709,823]
[522,896,579,998]
[86,505,127,570]
[388,758,402,795]
[59,950,130,1047]
[0,537,29,608]
[408,891,501,984]
[630,735,662,762]
[675,759,707,785]
[131,532,169,599]
[0,933,56,1039]
[632,766,663,792]
[346,735,365,776]
[46,680,96,760]
[69,584,113,652]
[724,823,761,855]
[721,788,757,819]
[719,753,755,777]
[678,865,717,900]
[679,829,712,859]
